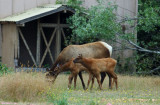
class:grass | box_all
[0,72,160,105]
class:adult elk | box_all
[46,41,112,89]
[73,54,118,90]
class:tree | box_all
[67,0,122,44]
[136,0,160,74]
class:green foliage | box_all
[0,62,12,76]
[138,0,160,32]
[137,0,160,74]
[67,0,122,43]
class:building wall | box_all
[0,0,57,18]
[0,0,138,19]
[83,0,137,19]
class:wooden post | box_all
[36,19,41,67]
[55,13,61,59]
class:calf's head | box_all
[73,54,83,63]
[45,64,61,82]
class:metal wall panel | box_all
[12,0,25,14]
[0,0,12,18]
[48,0,56,4]
[37,0,49,6]
[83,0,98,8]
[24,0,37,10]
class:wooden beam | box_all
[61,28,66,42]
[55,13,61,59]
[17,27,20,59]
[18,27,37,67]
[36,19,41,66]
[39,28,56,67]
[40,23,69,28]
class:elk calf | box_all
[73,54,118,90]
[46,58,89,89]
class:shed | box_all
[0,4,74,68]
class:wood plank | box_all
[40,23,70,28]
[61,28,66,42]
[2,24,17,67]
[36,19,41,66]
[18,27,37,67]
[55,13,61,59]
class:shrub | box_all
[0,62,12,76]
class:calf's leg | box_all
[90,76,95,90]
[87,74,93,89]
[68,74,74,89]
[95,74,102,90]
[74,74,78,89]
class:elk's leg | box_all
[78,71,86,90]
[74,74,78,89]
[100,72,106,84]
[68,74,74,89]
[107,73,112,89]
[113,72,118,90]
[87,73,93,89]
[95,74,102,90]
[90,76,95,90]
[110,72,118,90]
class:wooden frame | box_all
[17,13,69,67]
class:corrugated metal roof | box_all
[0,4,74,25]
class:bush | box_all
[0,62,12,76]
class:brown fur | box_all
[49,41,110,71]
[52,58,90,89]
[73,54,118,90]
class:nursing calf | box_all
[73,54,118,90]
